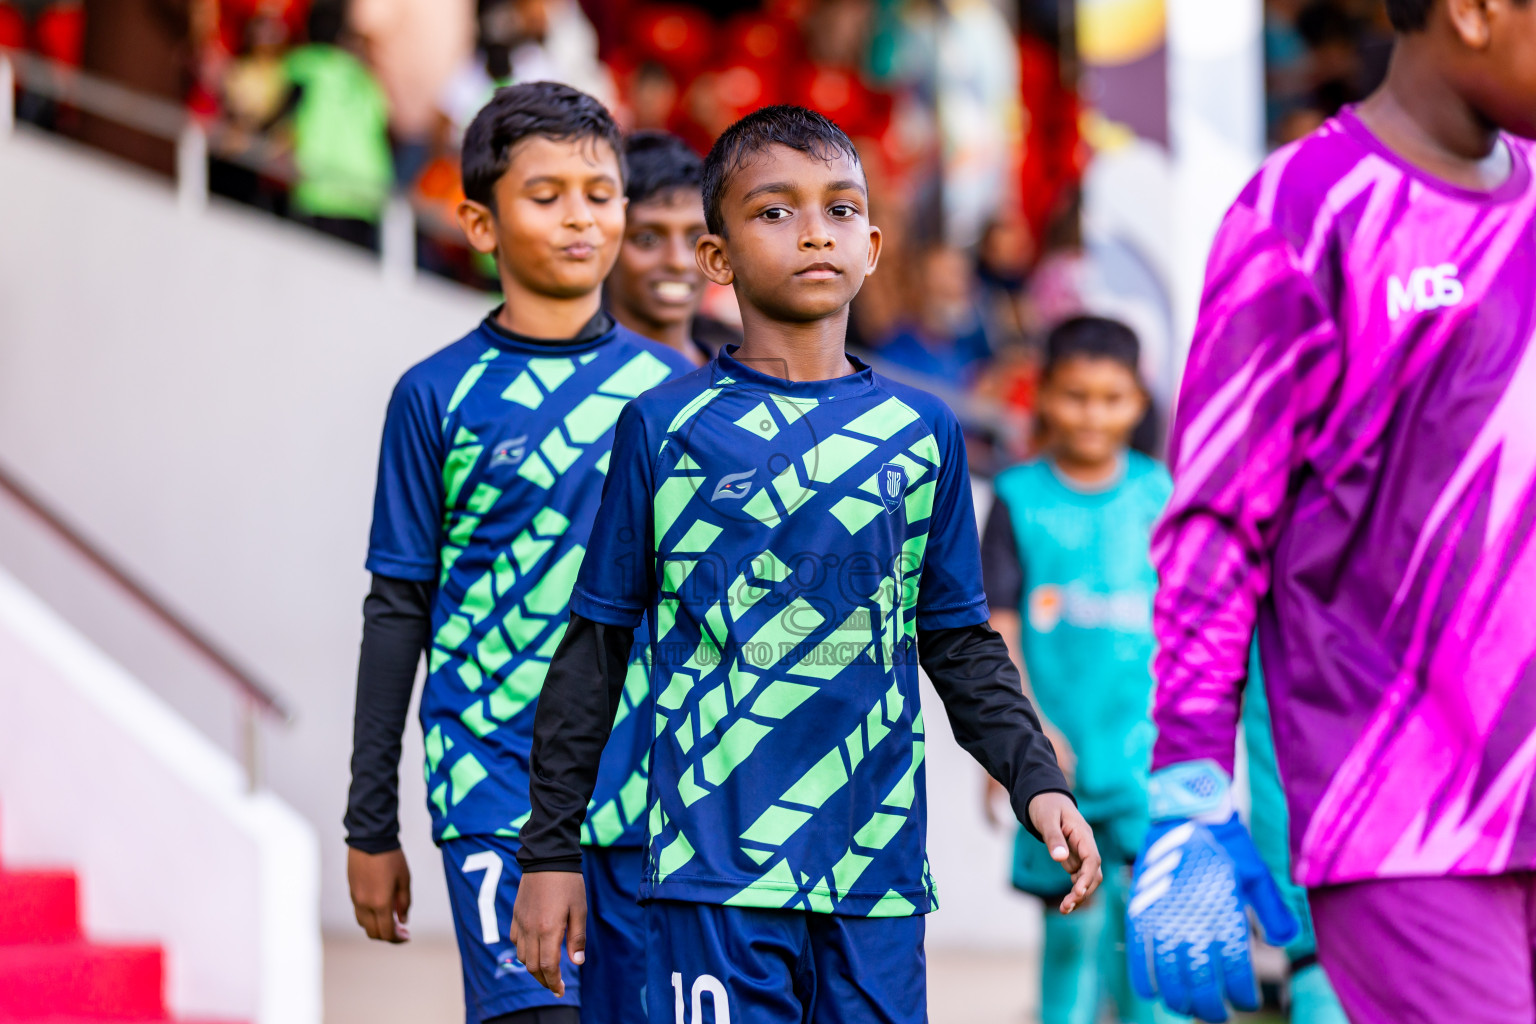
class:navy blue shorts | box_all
[581,846,647,1024]
[644,900,926,1024]
[442,835,581,1023]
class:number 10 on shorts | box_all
[672,972,729,1024]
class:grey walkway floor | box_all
[323,936,1287,1023]
[323,936,1041,1024]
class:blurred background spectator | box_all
[1265,0,1392,144]
[277,2,393,249]
[871,243,994,384]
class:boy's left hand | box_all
[1027,792,1102,913]
[511,870,587,997]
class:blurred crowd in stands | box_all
[1265,0,1393,144]
[1,0,1398,465]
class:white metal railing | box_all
[0,47,426,275]
[0,456,292,793]
[0,51,12,139]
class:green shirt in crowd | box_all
[282,44,393,221]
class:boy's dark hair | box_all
[1385,0,1530,32]
[1298,1,1359,45]
[700,105,862,235]
[1043,315,1141,380]
[625,131,703,207]
[307,0,347,45]
[461,82,625,209]
[1384,0,1433,31]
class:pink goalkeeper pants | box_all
[1310,872,1536,1024]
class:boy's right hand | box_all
[1027,792,1102,914]
[347,846,411,943]
[511,870,587,997]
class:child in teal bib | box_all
[981,317,1173,1024]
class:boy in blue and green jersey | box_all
[343,83,693,1024]
[981,317,1174,1024]
[511,106,1102,1024]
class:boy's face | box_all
[1038,356,1148,468]
[697,144,880,324]
[609,187,708,333]
[458,136,627,301]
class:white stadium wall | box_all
[0,127,477,938]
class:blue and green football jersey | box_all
[571,348,989,917]
[991,453,1171,827]
[367,317,693,845]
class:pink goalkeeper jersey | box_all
[1152,107,1536,887]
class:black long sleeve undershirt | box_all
[916,621,1070,835]
[516,614,1071,872]
[344,573,434,854]
[344,311,615,856]
[517,614,635,872]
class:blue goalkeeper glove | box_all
[1126,760,1299,1022]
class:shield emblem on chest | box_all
[879,462,906,514]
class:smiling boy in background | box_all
[606,131,714,366]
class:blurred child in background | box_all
[604,131,714,365]
[872,243,993,383]
[981,316,1174,1024]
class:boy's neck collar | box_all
[715,345,876,402]
[480,307,616,354]
[612,307,695,355]
[1341,103,1528,203]
[732,306,859,382]
[1348,47,1525,198]
[1047,451,1129,494]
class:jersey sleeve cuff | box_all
[516,853,584,873]
[365,551,439,582]
[345,833,402,854]
[1148,760,1234,823]
[570,587,645,628]
[915,597,990,632]
[981,584,1021,613]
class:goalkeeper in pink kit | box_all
[1126,0,1536,1021]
